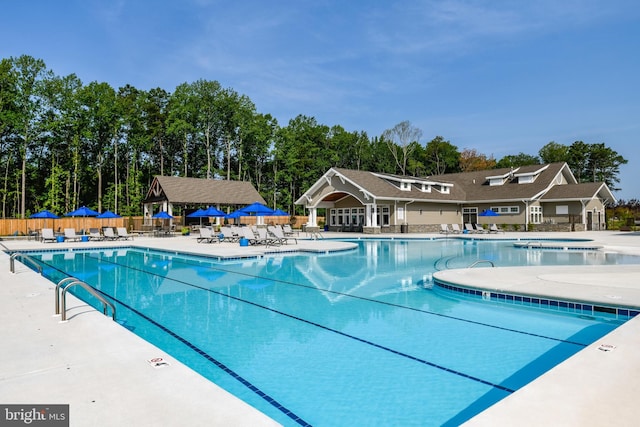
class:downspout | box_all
[404,199,415,229]
[522,200,529,231]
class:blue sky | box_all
[2,0,639,200]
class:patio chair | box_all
[489,224,505,233]
[41,228,56,243]
[439,224,450,234]
[197,227,221,243]
[116,227,134,240]
[103,227,118,240]
[450,224,462,233]
[268,225,297,245]
[64,228,82,242]
[256,227,280,246]
[220,226,240,243]
[283,224,299,236]
[474,224,487,233]
[88,228,104,241]
[464,223,476,233]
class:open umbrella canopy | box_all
[201,206,226,217]
[225,210,244,219]
[30,210,59,219]
[186,208,206,218]
[153,211,173,219]
[66,206,100,217]
[271,208,289,216]
[479,209,499,217]
[96,210,122,219]
[240,202,274,216]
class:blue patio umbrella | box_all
[186,208,206,218]
[66,206,100,217]
[96,210,122,219]
[66,205,100,233]
[30,209,60,231]
[225,210,244,219]
[201,206,226,217]
[239,202,274,216]
[271,208,289,216]
[30,210,60,219]
[97,210,122,229]
[479,209,499,217]
[153,211,173,219]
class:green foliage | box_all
[0,54,631,219]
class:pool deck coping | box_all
[2,230,640,425]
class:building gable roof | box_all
[143,176,266,206]
[296,162,615,207]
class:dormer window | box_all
[421,184,431,193]
[440,185,450,194]
[401,181,411,191]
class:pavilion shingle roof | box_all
[330,163,577,203]
[144,176,266,206]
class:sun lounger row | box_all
[440,223,504,234]
[40,227,133,242]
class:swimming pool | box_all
[26,239,640,426]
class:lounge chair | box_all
[464,223,475,233]
[88,228,104,241]
[439,224,450,234]
[220,226,240,242]
[489,224,505,233]
[283,224,299,236]
[116,227,133,240]
[268,225,297,245]
[41,228,56,243]
[64,228,82,242]
[103,227,118,240]
[197,227,221,243]
[474,224,487,233]
[256,227,279,246]
[450,224,462,233]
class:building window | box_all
[530,206,542,224]
[491,206,520,215]
[375,205,390,226]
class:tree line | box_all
[0,55,630,219]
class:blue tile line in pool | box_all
[433,281,640,320]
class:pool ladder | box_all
[55,277,116,322]
[9,252,43,274]
[467,260,495,268]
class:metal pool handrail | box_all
[56,277,116,322]
[467,260,495,268]
[9,252,43,274]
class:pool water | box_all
[31,240,640,426]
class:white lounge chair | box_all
[268,225,297,245]
[220,226,240,242]
[103,227,118,240]
[197,227,220,243]
[64,228,82,242]
[116,227,133,240]
[88,228,103,241]
[439,224,450,234]
[450,224,462,233]
[41,228,56,243]
[489,224,504,233]
[283,224,299,236]
[464,223,475,233]
[474,224,487,233]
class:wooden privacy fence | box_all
[0,215,313,236]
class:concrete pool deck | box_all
[2,230,640,425]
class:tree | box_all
[538,141,568,164]
[382,121,422,175]
[585,142,627,191]
[424,136,460,175]
[495,152,540,169]
[459,148,496,172]
[10,55,52,218]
